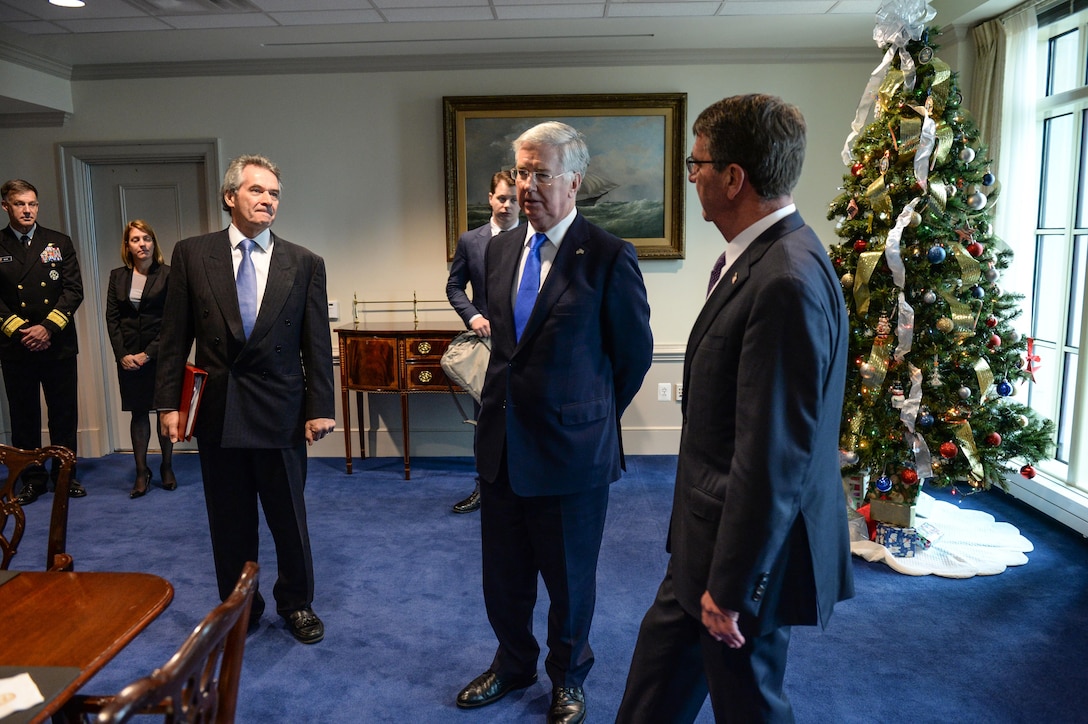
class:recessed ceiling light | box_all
[50,0,86,7]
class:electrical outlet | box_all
[657,382,672,401]
[675,383,683,402]
[327,300,340,320]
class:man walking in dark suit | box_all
[617,95,854,723]
[445,170,520,514]
[0,179,86,503]
[455,122,652,724]
[155,155,335,644]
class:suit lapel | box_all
[682,212,806,409]
[204,231,245,341]
[491,227,524,350]
[251,235,294,342]
[141,263,164,304]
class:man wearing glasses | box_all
[455,122,652,724]
[617,94,853,723]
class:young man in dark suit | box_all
[0,179,86,503]
[154,155,335,645]
[445,170,520,514]
[455,122,653,724]
[617,95,854,723]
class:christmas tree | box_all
[829,5,1054,511]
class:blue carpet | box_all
[9,454,1088,722]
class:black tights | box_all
[130,411,174,475]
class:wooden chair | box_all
[66,561,259,724]
[0,443,76,571]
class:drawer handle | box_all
[417,341,432,354]
[417,370,433,383]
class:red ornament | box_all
[1020,464,1036,479]
[900,468,919,485]
[939,441,958,459]
[853,239,868,253]
[985,316,998,328]
[987,334,1001,349]
[985,432,1002,446]
[966,241,984,257]
[851,162,865,177]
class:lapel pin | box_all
[576,248,585,255]
[731,272,738,284]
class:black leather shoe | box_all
[130,469,151,499]
[548,686,586,724]
[283,608,324,644]
[451,483,481,514]
[67,479,87,498]
[13,480,46,506]
[160,466,177,491]
[456,669,537,709]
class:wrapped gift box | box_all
[875,522,921,557]
[869,498,917,527]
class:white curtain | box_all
[971,19,1006,166]
[994,4,1039,307]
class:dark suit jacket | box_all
[105,262,169,361]
[0,225,83,361]
[446,222,492,326]
[153,229,335,448]
[476,214,653,496]
[668,212,854,636]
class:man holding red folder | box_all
[155,154,335,644]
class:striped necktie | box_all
[707,249,728,297]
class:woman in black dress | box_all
[105,220,176,498]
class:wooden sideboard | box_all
[336,322,467,479]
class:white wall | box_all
[0,57,875,458]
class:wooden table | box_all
[0,570,174,723]
[336,322,467,479]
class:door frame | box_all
[56,140,222,456]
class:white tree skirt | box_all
[851,492,1033,577]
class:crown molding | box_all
[0,111,70,128]
[0,44,72,80]
[69,46,876,81]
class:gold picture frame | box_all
[443,93,687,261]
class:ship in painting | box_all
[577,173,619,206]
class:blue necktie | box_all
[514,233,547,341]
[237,239,257,339]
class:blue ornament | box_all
[982,172,995,186]
[996,379,1014,396]
[927,246,947,264]
[875,475,893,493]
[918,412,935,429]
[971,285,986,299]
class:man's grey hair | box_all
[220,154,281,212]
[513,122,590,177]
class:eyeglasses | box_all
[511,168,572,187]
[685,156,716,175]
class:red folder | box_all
[177,364,208,441]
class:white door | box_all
[90,161,210,452]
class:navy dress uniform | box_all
[0,224,85,500]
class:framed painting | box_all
[442,93,687,260]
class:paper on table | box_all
[0,673,44,719]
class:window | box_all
[1029,6,1088,488]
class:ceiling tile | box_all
[497,4,605,19]
[3,20,71,35]
[382,7,495,21]
[607,2,722,17]
[251,0,365,9]
[270,10,385,25]
[52,17,175,33]
[720,1,837,15]
[163,13,279,29]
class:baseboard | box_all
[1003,471,1088,538]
